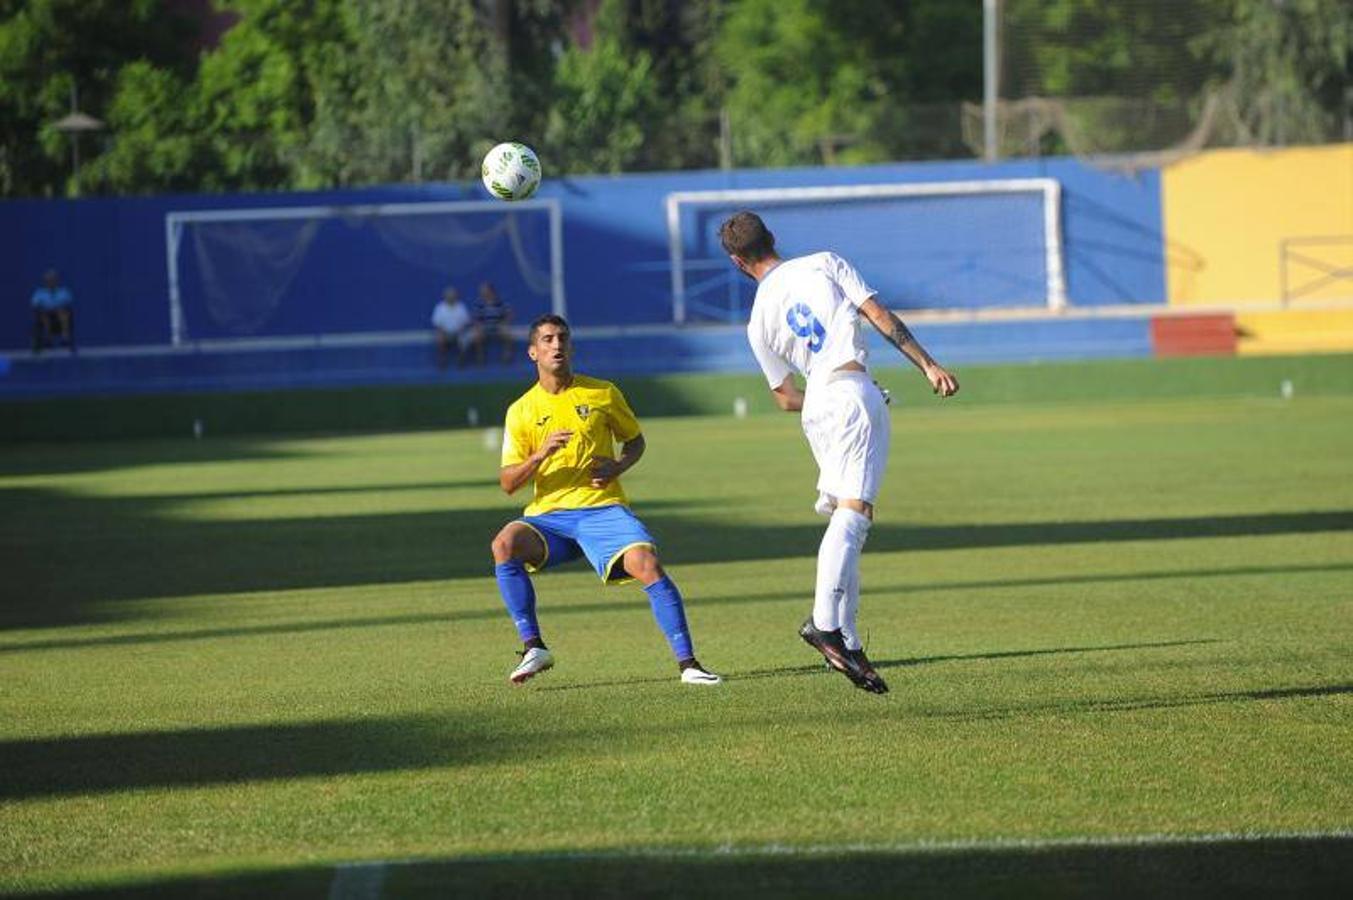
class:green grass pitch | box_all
[2,356,1351,896]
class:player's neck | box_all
[749,255,782,282]
[537,368,574,394]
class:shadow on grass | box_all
[0,715,469,801]
[0,436,306,477]
[35,834,1353,899]
[4,466,1351,630]
[923,682,1353,722]
[6,681,1347,803]
[542,639,1224,693]
[9,559,1349,653]
[139,477,501,501]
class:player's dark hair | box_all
[718,211,776,261]
[528,313,570,344]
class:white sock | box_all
[840,564,862,651]
[813,507,871,635]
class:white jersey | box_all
[432,300,471,335]
[746,252,877,390]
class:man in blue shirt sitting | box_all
[471,280,513,365]
[31,269,74,355]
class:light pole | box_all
[51,86,104,192]
[983,0,1000,162]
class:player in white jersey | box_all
[719,211,959,694]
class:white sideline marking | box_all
[328,862,386,900]
[332,829,1352,877]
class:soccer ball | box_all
[481,142,542,201]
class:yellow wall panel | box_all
[1162,144,1353,306]
[1234,309,1353,355]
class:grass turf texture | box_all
[6,350,1353,442]
[1,355,1351,896]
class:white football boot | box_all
[680,665,723,686]
[509,647,554,685]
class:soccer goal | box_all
[665,179,1066,324]
[164,199,564,346]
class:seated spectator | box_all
[431,286,475,369]
[471,280,513,364]
[31,269,75,355]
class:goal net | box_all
[164,199,563,345]
[665,180,1065,324]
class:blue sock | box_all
[644,576,694,661]
[495,561,539,642]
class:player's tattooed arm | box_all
[885,314,920,355]
[858,296,960,398]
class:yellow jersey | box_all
[501,374,642,516]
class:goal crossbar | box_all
[664,179,1066,323]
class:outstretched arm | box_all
[858,297,959,397]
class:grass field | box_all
[3,357,1352,897]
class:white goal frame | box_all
[664,179,1066,323]
[164,198,565,346]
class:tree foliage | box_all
[1,0,1348,196]
[0,0,196,196]
[545,30,659,174]
[717,0,903,167]
[1205,0,1353,146]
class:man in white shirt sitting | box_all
[431,286,476,369]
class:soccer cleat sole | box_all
[800,619,887,694]
[508,652,554,685]
[509,666,551,685]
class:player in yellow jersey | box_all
[490,314,721,686]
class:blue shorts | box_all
[516,504,657,584]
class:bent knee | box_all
[624,548,664,582]
[490,531,516,563]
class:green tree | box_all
[544,28,659,173]
[78,0,355,193]
[591,0,722,171]
[0,0,195,196]
[82,0,568,194]
[296,0,566,187]
[1204,0,1352,146]
[716,0,913,167]
[78,61,199,193]
[999,0,1351,154]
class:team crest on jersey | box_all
[574,404,592,420]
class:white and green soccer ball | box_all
[481,141,542,201]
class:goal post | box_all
[165,198,565,346]
[665,179,1066,324]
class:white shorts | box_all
[801,370,891,511]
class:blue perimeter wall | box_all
[3,156,1165,350]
